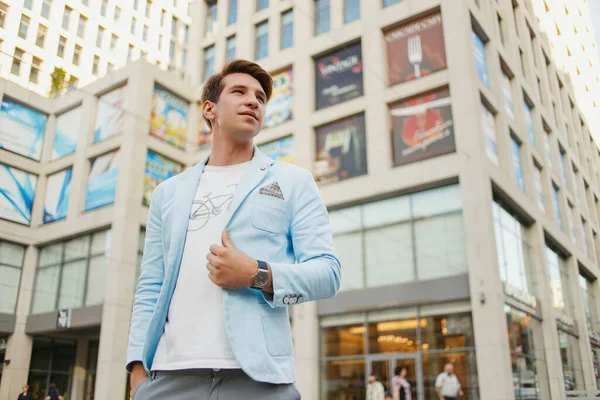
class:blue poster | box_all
[264,69,293,128]
[85,151,119,211]
[94,85,126,143]
[258,135,294,163]
[0,163,37,225]
[44,168,72,223]
[472,31,489,88]
[52,107,82,160]
[510,138,525,192]
[143,151,183,206]
[525,103,535,146]
[0,98,47,161]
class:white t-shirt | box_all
[152,161,250,371]
[435,372,461,397]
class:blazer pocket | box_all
[260,311,293,357]
[252,194,287,234]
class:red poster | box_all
[385,13,447,86]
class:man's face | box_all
[369,375,376,383]
[204,73,267,142]
[445,363,454,374]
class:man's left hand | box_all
[207,229,258,289]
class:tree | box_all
[49,67,68,97]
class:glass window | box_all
[558,330,584,390]
[368,317,418,353]
[544,131,553,168]
[365,223,414,286]
[228,0,237,25]
[559,147,568,187]
[92,55,100,75]
[41,0,51,19]
[100,0,107,16]
[511,137,525,192]
[281,9,293,50]
[145,0,151,17]
[412,185,462,219]
[110,34,118,50]
[321,359,365,400]
[11,48,23,76]
[524,102,534,145]
[143,24,149,41]
[363,196,410,228]
[344,0,360,23]
[114,5,121,21]
[545,246,572,316]
[131,16,136,35]
[552,184,563,229]
[24,0,33,9]
[205,2,217,35]
[257,0,268,11]
[77,15,86,38]
[423,351,478,400]
[255,20,268,60]
[493,202,534,295]
[315,0,330,35]
[203,45,215,81]
[384,0,402,6]
[18,15,30,39]
[0,241,25,314]
[96,26,104,48]
[534,165,544,212]
[333,232,363,291]
[322,324,365,357]
[0,2,8,29]
[72,44,82,66]
[578,275,597,333]
[226,35,236,61]
[32,230,111,313]
[36,24,48,48]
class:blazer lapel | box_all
[167,155,209,272]
[224,147,272,228]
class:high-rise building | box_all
[1,0,600,399]
[0,0,192,96]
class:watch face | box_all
[254,269,269,287]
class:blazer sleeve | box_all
[126,185,165,372]
[262,171,342,307]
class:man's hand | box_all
[207,229,259,289]
[130,362,148,396]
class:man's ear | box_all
[202,101,216,125]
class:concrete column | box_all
[0,246,38,400]
[443,0,515,398]
[293,302,319,399]
[70,339,89,400]
[93,63,151,400]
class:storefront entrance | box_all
[368,354,419,399]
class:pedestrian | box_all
[127,59,342,400]
[17,384,31,400]
[44,383,64,400]
[392,366,411,400]
[435,363,464,400]
[366,374,385,400]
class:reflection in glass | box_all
[368,319,419,354]
[545,247,572,315]
[321,359,365,400]
[365,224,414,287]
[322,325,365,357]
[420,313,474,351]
[558,330,584,391]
[422,351,478,400]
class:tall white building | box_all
[0,0,192,96]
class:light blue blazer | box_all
[126,147,342,384]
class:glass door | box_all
[368,354,422,400]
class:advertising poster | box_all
[481,104,498,165]
[534,166,545,212]
[143,151,183,206]
[85,151,119,211]
[314,114,367,184]
[150,86,189,149]
[197,103,212,149]
[525,103,535,145]
[315,43,364,110]
[391,88,455,166]
[502,74,514,120]
[94,85,127,143]
[0,98,47,161]
[43,168,72,224]
[510,138,525,192]
[258,135,294,164]
[264,68,293,128]
[52,107,82,160]
[385,13,447,86]
[0,163,37,225]
[472,31,489,88]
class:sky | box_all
[589,0,600,56]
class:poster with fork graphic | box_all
[385,12,447,86]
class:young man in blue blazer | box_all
[127,59,341,399]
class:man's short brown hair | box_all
[201,59,273,128]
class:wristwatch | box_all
[251,260,269,290]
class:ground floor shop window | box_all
[27,338,76,400]
[0,336,7,388]
[558,329,584,391]
[592,345,600,390]
[84,340,99,400]
[320,302,479,400]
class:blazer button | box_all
[283,296,289,304]
[260,166,266,171]
[297,296,303,303]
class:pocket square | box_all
[259,181,285,200]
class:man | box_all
[126,59,341,399]
[17,384,31,400]
[366,374,385,400]
[435,363,463,400]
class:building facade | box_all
[0,0,192,97]
[1,0,600,399]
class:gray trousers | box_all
[133,369,301,400]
